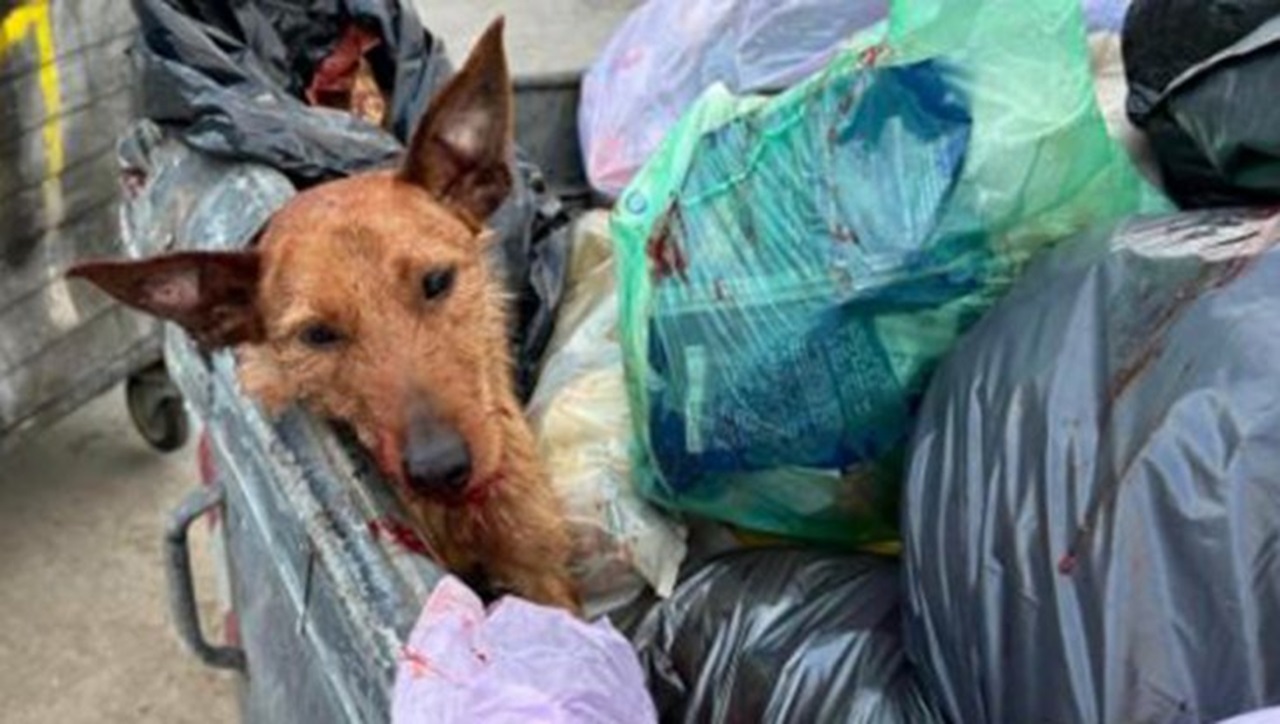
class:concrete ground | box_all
[0,390,238,723]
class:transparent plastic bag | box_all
[613,0,1168,547]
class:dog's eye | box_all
[422,267,456,301]
[298,323,344,349]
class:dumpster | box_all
[147,2,642,721]
[0,0,186,453]
[115,1,1259,722]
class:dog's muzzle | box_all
[401,416,472,500]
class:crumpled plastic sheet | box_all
[581,0,1128,198]
[131,0,449,183]
[904,208,1280,723]
[1123,0,1280,207]
[1089,32,1163,191]
[391,576,657,724]
[1082,0,1131,32]
[527,211,687,621]
[634,548,944,724]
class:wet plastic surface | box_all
[905,208,1280,723]
[634,548,943,724]
[1124,0,1280,207]
[131,0,447,184]
[527,212,688,620]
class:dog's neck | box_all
[471,390,541,504]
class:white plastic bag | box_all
[392,577,657,724]
[579,0,888,197]
[528,212,687,620]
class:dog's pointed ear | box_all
[68,251,265,348]
[400,17,513,226]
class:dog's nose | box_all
[402,424,472,496]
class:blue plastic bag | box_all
[643,61,970,484]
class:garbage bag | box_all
[1123,0,1280,207]
[903,208,1280,724]
[613,0,1167,547]
[130,0,570,398]
[131,0,449,182]
[633,549,944,724]
[527,212,687,621]
[579,0,887,198]
[391,576,657,724]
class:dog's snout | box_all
[402,421,471,497]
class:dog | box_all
[69,19,580,612]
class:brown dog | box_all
[69,19,580,612]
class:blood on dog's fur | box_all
[69,19,580,612]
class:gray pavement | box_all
[0,390,237,723]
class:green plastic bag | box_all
[613,0,1168,547]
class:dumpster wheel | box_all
[126,361,190,453]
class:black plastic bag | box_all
[129,0,569,398]
[633,549,944,724]
[904,209,1280,723]
[1124,1,1280,207]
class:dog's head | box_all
[71,20,518,506]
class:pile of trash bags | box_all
[124,0,1280,720]
[586,0,1280,719]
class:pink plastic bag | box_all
[391,577,657,724]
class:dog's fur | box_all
[69,20,579,611]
